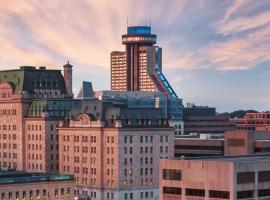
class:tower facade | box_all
[111,51,127,91]
[63,62,73,97]
[111,26,177,98]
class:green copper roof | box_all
[0,70,24,92]
[0,67,67,94]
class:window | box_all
[163,169,182,180]
[54,189,58,197]
[237,172,255,184]
[186,188,205,197]
[163,187,182,195]
[258,171,270,182]
[258,189,270,197]
[209,190,230,199]
[237,190,254,199]
[43,189,46,197]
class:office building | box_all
[231,111,270,131]
[174,134,224,158]
[183,104,236,135]
[225,130,270,155]
[160,154,270,200]
[0,170,74,200]
[59,97,175,200]
[173,130,270,158]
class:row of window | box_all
[174,145,223,151]
[64,135,97,142]
[163,187,229,199]
[0,143,17,149]
[237,171,270,184]
[0,125,17,131]
[0,109,16,115]
[0,152,17,159]
[1,188,71,200]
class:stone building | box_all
[58,98,175,200]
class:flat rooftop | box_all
[190,154,270,163]
[0,170,74,185]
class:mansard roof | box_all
[0,66,67,94]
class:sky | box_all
[0,0,270,112]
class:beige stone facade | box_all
[59,114,174,200]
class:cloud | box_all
[222,0,250,22]
[217,10,270,36]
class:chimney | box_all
[63,61,73,97]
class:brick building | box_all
[231,111,270,131]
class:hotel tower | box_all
[111,26,177,98]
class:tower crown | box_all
[122,26,156,44]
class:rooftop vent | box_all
[39,66,46,70]
[20,66,36,70]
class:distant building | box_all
[174,134,224,158]
[111,51,127,91]
[111,26,178,98]
[0,170,74,200]
[173,130,270,158]
[59,98,174,200]
[183,104,236,135]
[160,154,270,200]
[231,111,270,131]
[225,130,270,155]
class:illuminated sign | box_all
[127,26,151,35]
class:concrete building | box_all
[183,104,236,135]
[231,111,270,131]
[174,134,224,158]
[0,64,80,173]
[0,170,74,200]
[58,98,175,200]
[173,130,270,158]
[225,130,270,155]
[160,154,270,200]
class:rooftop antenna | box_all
[150,19,151,28]
[127,17,129,28]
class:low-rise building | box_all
[174,130,270,158]
[160,154,270,200]
[174,134,224,158]
[225,130,270,155]
[183,104,236,135]
[231,111,270,131]
[0,170,74,200]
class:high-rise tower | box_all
[111,26,177,98]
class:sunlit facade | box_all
[111,26,178,98]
